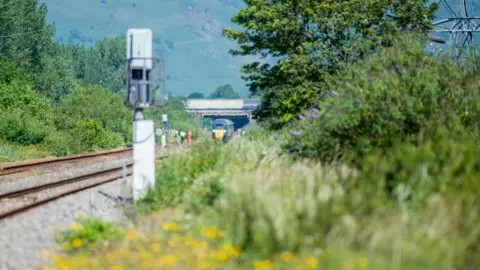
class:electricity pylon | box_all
[430,0,480,59]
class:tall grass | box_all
[0,143,50,162]
[44,126,480,269]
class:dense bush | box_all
[0,60,133,158]
[0,63,56,146]
[282,36,480,162]
[357,125,480,210]
[55,85,132,152]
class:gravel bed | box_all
[0,174,134,270]
[0,167,132,217]
[0,147,173,270]
[0,148,168,197]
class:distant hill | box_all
[41,0,250,97]
[40,0,480,97]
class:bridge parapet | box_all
[185,99,259,118]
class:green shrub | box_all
[0,108,48,145]
[42,131,80,156]
[357,125,480,209]
[282,36,480,163]
[55,217,125,252]
[55,84,132,150]
[0,75,56,145]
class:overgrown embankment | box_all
[43,38,480,270]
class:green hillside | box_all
[41,0,249,97]
[40,0,480,97]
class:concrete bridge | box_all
[185,99,259,129]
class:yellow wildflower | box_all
[127,229,137,240]
[222,243,240,257]
[192,240,208,251]
[168,237,179,247]
[71,238,83,248]
[201,226,218,239]
[54,258,69,270]
[306,256,319,269]
[357,257,368,269]
[163,221,178,231]
[111,265,125,270]
[198,261,214,269]
[254,260,273,270]
[69,222,84,231]
[160,254,178,266]
[78,255,88,265]
[216,250,228,262]
[118,248,130,258]
[151,243,162,253]
[219,230,227,237]
[139,250,152,260]
[280,251,295,262]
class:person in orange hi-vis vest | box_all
[187,130,192,145]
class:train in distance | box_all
[211,118,234,143]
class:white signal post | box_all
[161,114,167,148]
[125,28,165,202]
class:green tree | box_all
[0,60,55,145]
[188,92,205,99]
[208,84,240,99]
[223,0,438,129]
[35,43,78,104]
[56,85,132,148]
[0,0,54,73]
[83,37,125,92]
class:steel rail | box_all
[0,164,132,199]
[0,164,133,220]
[0,153,168,220]
[0,147,132,176]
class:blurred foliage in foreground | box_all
[43,133,480,269]
[42,128,480,268]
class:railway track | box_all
[0,147,132,177]
[0,163,134,220]
[0,146,171,220]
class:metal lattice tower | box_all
[431,0,480,59]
